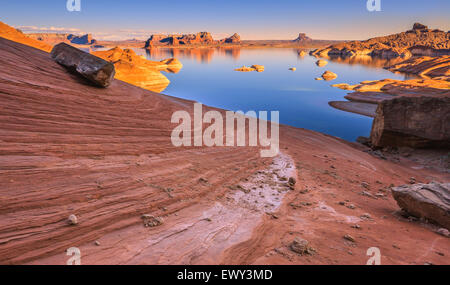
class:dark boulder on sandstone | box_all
[50,43,115,87]
[370,96,450,148]
[392,182,450,229]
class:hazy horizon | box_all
[1,0,449,41]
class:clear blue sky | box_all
[1,0,449,40]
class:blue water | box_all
[138,48,406,141]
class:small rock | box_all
[68,214,78,225]
[356,136,371,146]
[361,213,372,220]
[338,201,346,206]
[344,234,355,242]
[289,237,309,255]
[199,177,208,183]
[94,241,101,246]
[361,182,370,189]
[347,204,356,209]
[316,60,328,67]
[436,228,450,237]
[141,215,164,227]
[351,224,361,229]
[321,70,337,81]
[288,177,297,185]
[289,67,296,71]
[409,177,416,184]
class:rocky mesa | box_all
[28,33,98,46]
[311,23,450,58]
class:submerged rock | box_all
[51,43,115,87]
[392,182,450,229]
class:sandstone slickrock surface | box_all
[328,101,377,118]
[1,37,450,265]
[392,183,450,229]
[51,43,115,87]
[92,47,183,92]
[311,23,450,58]
[387,55,450,78]
[370,96,450,148]
[0,21,52,52]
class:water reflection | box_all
[312,54,406,69]
[91,46,409,141]
[144,47,242,63]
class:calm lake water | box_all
[135,47,407,141]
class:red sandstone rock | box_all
[370,96,450,148]
[392,182,450,229]
[311,23,450,58]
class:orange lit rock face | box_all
[92,47,182,93]
[28,33,98,46]
[312,23,450,59]
[0,21,52,52]
[145,32,215,48]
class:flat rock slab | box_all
[328,101,377,117]
[345,92,396,104]
[51,43,115,87]
[392,182,450,229]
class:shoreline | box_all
[0,37,449,265]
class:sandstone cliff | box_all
[145,32,215,48]
[28,33,98,45]
[312,23,450,58]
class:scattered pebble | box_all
[142,215,164,227]
[436,228,450,238]
[68,214,78,225]
[361,182,370,189]
[351,224,361,230]
[95,241,101,246]
[361,213,372,220]
[289,237,315,255]
[344,234,355,242]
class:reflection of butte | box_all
[218,47,241,60]
[146,47,215,63]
